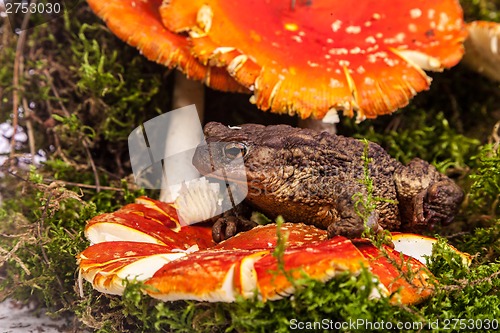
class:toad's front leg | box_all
[326,185,382,238]
[211,204,258,243]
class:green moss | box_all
[467,144,500,217]
[422,239,500,325]
[344,110,481,173]
[461,0,500,22]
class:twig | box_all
[82,139,101,192]
[10,8,32,164]
[491,120,500,151]
[0,23,11,103]
[10,33,26,160]
[22,98,36,157]
[0,241,32,275]
[442,269,500,292]
[44,179,125,192]
[42,68,70,117]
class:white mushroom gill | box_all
[175,177,222,225]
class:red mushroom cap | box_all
[85,197,214,249]
[86,0,247,92]
[354,240,434,304]
[161,0,466,120]
[78,198,441,304]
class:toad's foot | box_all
[212,215,258,243]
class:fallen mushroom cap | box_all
[161,0,466,120]
[391,232,472,266]
[462,21,500,82]
[77,197,472,305]
[86,0,247,92]
[84,196,214,248]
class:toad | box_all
[192,122,464,242]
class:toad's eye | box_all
[223,142,248,160]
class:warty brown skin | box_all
[192,122,464,242]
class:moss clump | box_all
[467,143,500,217]
[461,0,500,22]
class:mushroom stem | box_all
[298,118,337,135]
[159,72,205,202]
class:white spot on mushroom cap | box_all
[364,77,375,85]
[367,51,388,63]
[350,47,362,54]
[383,33,406,44]
[338,59,350,67]
[331,20,342,32]
[383,57,398,67]
[437,12,450,32]
[329,78,344,88]
[197,5,213,34]
[410,8,422,19]
[428,9,435,19]
[346,26,362,34]
[329,48,348,55]
[365,36,376,44]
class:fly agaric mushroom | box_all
[77,197,469,305]
[86,0,247,92]
[160,0,467,121]
[85,0,252,202]
[462,21,500,82]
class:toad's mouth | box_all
[198,168,249,187]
